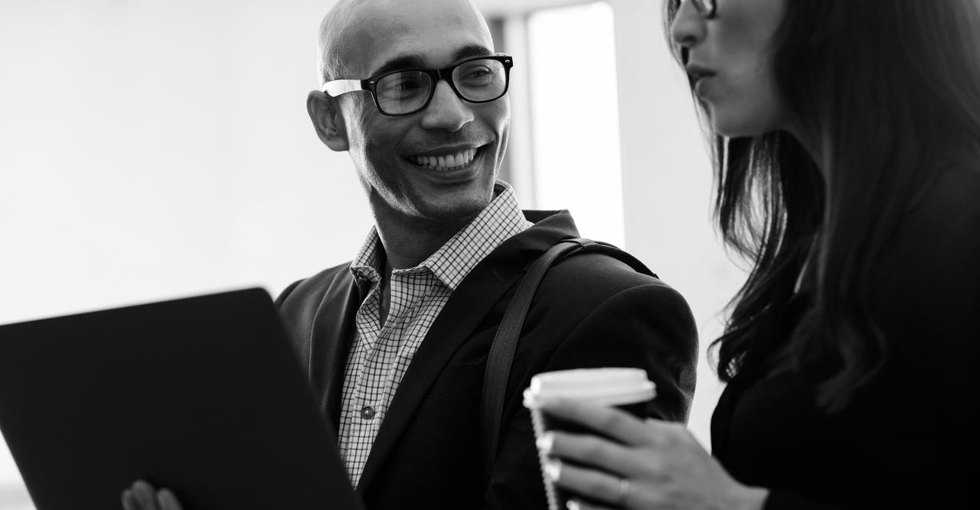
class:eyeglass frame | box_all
[321,54,514,117]
[690,0,716,18]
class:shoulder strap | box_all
[480,237,656,473]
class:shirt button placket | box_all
[360,405,376,420]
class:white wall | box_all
[0,0,367,327]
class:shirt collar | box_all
[348,180,529,290]
[350,229,384,286]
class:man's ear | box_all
[307,90,349,152]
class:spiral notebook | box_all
[0,288,363,510]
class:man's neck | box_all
[373,212,474,328]
[373,213,477,270]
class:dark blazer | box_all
[712,164,980,509]
[276,210,699,510]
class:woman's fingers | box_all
[535,401,755,510]
[567,498,616,510]
[546,458,629,507]
[536,398,654,446]
[541,430,642,477]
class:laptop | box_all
[0,288,364,510]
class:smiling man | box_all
[279,0,698,508]
[120,0,698,509]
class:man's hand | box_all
[121,480,184,510]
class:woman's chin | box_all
[712,118,775,139]
[709,105,786,139]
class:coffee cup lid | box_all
[522,367,656,408]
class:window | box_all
[524,2,625,247]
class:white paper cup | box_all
[523,368,655,510]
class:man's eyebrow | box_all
[369,45,494,77]
[452,44,494,61]
[371,54,427,77]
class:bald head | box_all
[316,0,494,83]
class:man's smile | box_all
[403,144,488,172]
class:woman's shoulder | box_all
[872,160,980,330]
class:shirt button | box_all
[360,405,376,420]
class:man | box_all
[122,0,697,509]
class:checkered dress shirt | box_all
[338,182,530,487]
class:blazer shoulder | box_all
[542,249,688,307]
[523,251,698,422]
[276,262,353,322]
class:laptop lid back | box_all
[0,288,362,510]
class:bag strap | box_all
[480,237,656,473]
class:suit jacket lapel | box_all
[308,271,362,429]
[355,210,579,494]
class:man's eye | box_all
[379,74,426,98]
[395,80,422,90]
[466,67,491,79]
[458,65,495,85]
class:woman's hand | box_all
[536,398,768,510]
[121,480,184,510]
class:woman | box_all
[536,0,980,509]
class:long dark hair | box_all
[664,0,980,411]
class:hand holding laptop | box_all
[121,481,182,510]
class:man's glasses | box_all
[689,0,716,18]
[323,55,513,117]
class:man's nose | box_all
[419,80,474,132]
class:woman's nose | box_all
[670,0,706,50]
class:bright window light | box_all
[526,2,625,247]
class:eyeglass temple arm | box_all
[323,79,366,97]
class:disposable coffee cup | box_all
[523,368,655,510]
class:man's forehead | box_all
[368,44,495,77]
[337,0,494,76]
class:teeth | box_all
[413,149,478,171]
